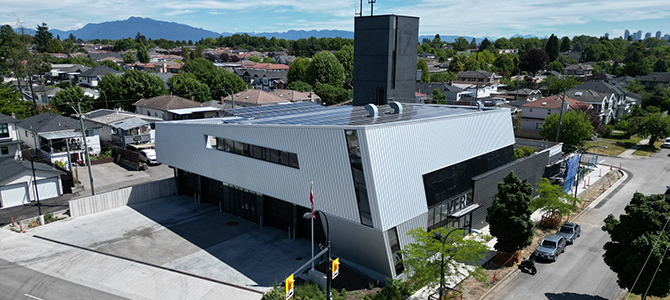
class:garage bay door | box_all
[1,183,29,208]
[36,177,60,200]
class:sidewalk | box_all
[617,138,650,159]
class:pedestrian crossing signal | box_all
[332,258,340,279]
[286,274,294,299]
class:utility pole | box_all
[555,89,567,142]
[74,102,95,195]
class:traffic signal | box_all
[332,258,340,279]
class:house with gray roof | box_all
[570,81,639,121]
[564,86,615,124]
[83,109,162,146]
[636,72,670,90]
[234,69,288,91]
[563,64,594,80]
[133,95,220,120]
[17,112,101,166]
[0,159,66,209]
[416,82,468,103]
[78,65,124,87]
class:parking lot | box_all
[29,195,312,293]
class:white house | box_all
[133,95,219,121]
[77,65,123,87]
[565,87,616,124]
[0,113,22,161]
[17,113,101,167]
[0,159,65,209]
[83,109,162,146]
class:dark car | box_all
[534,234,567,261]
[556,222,581,244]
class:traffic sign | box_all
[332,258,340,279]
[285,273,294,299]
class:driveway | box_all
[28,195,311,294]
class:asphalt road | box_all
[484,148,670,300]
[0,258,128,300]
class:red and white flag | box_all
[310,182,315,219]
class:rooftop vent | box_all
[364,104,378,118]
[541,102,547,106]
[389,101,403,114]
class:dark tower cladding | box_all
[353,15,419,106]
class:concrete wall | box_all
[69,178,176,218]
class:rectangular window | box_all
[1,146,8,155]
[0,124,8,138]
[346,130,373,227]
[387,227,404,275]
[210,136,299,169]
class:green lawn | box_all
[583,135,646,157]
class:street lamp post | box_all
[29,155,44,225]
[303,210,331,300]
[439,227,472,299]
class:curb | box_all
[478,169,628,300]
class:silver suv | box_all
[534,234,567,261]
[556,222,581,244]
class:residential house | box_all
[17,112,101,166]
[234,69,288,91]
[518,95,591,139]
[222,89,292,108]
[83,109,163,146]
[0,159,65,209]
[23,86,62,104]
[133,95,220,121]
[563,64,594,80]
[268,89,322,104]
[78,65,124,87]
[47,64,91,84]
[565,86,616,124]
[636,72,670,90]
[505,89,543,101]
[0,113,22,161]
[87,51,123,63]
[569,81,638,121]
[416,82,468,103]
[455,70,501,85]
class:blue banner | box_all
[563,154,581,193]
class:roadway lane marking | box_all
[24,294,46,300]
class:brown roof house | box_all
[518,95,591,139]
[133,95,221,120]
[222,89,292,108]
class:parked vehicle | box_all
[662,137,670,148]
[519,257,537,275]
[139,149,159,166]
[534,234,567,261]
[556,222,581,244]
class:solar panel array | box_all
[223,102,482,127]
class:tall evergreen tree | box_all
[545,34,560,61]
[33,23,53,53]
[486,171,535,254]
[559,36,571,52]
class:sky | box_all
[1,0,669,39]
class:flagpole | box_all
[310,182,315,270]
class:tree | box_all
[540,110,594,147]
[167,73,211,102]
[623,42,651,76]
[334,45,353,88]
[287,80,312,92]
[45,39,64,53]
[431,88,446,100]
[0,83,32,119]
[547,60,564,73]
[33,23,53,53]
[181,48,191,63]
[559,36,571,52]
[541,75,580,95]
[545,34,560,61]
[123,51,136,64]
[181,58,247,99]
[313,83,351,105]
[653,59,668,72]
[307,51,345,87]
[136,45,150,64]
[248,56,261,63]
[100,60,123,72]
[98,71,167,110]
[625,112,670,145]
[452,37,470,51]
[50,86,94,116]
[478,38,492,52]
[469,38,477,49]
[493,54,514,76]
[417,58,430,82]
[642,85,670,113]
[486,171,534,254]
[113,38,136,52]
[602,192,670,298]
[287,57,311,83]
[401,226,489,291]
[519,48,550,75]
[261,57,275,64]
[530,178,580,222]
[194,44,204,59]
[447,55,463,73]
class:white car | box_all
[662,137,670,148]
[139,149,159,165]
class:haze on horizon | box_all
[2,0,669,39]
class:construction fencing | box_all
[68,178,176,218]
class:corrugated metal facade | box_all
[156,123,362,223]
[328,216,393,278]
[360,109,515,231]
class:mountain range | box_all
[13,16,535,42]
